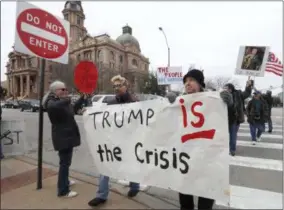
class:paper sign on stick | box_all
[235,45,270,77]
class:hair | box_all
[111,75,128,86]
[42,80,65,107]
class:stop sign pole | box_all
[14,2,70,190]
[37,58,46,189]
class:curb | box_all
[14,155,178,209]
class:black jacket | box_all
[246,98,269,124]
[45,94,84,151]
[108,92,137,105]
[228,86,252,125]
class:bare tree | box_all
[205,76,240,90]
[49,59,76,92]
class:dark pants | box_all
[229,123,240,153]
[57,147,73,196]
[179,193,214,210]
[249,122,264,141]
[265,116,273,132]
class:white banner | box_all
[1,120,28,156]
[83,92,230,203]
[157,66,183,85]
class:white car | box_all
[91,94,115,106]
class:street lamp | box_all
[158,27,170,68]
[158,27,171,92]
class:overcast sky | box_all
[1,1,283,93]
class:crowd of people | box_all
[0,68,276,210]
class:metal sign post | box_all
[37,58,46,189]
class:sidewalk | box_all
[1,156,178,209]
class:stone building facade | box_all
[5,1,149,99]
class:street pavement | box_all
[1,107,283,209]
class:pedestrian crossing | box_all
[215,122,283,209]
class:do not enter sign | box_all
[74,61,99,94]
[15,2,70,64]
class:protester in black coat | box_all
[43,80,85,198]
[223,81,253,156]
[166,69,232,210]
[262,90,273,132]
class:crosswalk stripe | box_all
[240,123,282,129]
[238,132,282,139]
[216,185,283,209]
[230,156,283,171]
[237,140,283,149]
[239,127,282,132]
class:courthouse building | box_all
[5,1,150,99]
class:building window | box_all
[119,55,123,63]
[77,16,81,25]
[132,59,138,67]
[28,58,32,67]
[64,14,69,20]
[144,64,147,70]
[84,51,91,60]
[110,51,115,60]
[98,50,103,61]
[71,3,77,10]
[77,54,81,61]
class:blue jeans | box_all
[96,175,140,200]
[57,148,73,196]
[229,123,240,153]
[249,123,264,141]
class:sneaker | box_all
[69,180,76,186]
[256,137,261,142]
[252,141,256,145]
[127,189,139,197]
[268,130,272,133]
[64,191,78,198]
[88,198,107,207]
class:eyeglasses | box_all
[113,84,123,89]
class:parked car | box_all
[91,94,115,105]
[2,100,19,109]
[19,99,40,112]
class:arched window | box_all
[110,51,115,60]
[119,55,123,63]
[97,50,104,61]
[132,59,138,67]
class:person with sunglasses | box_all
[88,75,140,207]
[42,80,86,198]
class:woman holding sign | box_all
[43,80,86,198]
[166,69,233,210]
[88,75,140,207]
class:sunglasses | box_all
[57,88,67,91]
[113,84,123,89]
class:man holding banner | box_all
[88,75,140,207]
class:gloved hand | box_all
[220,90,233,106]
[165,92,177,104]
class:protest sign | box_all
[74,61,98,94]
[157,66,183,85]
[1,120,28,156]
[83,92,230,203]
[235,45,270,77]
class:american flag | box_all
[265,52,283,76]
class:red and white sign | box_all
[14,1,70,64]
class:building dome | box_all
[116,25,140,51]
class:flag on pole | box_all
[265,52,283,76]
